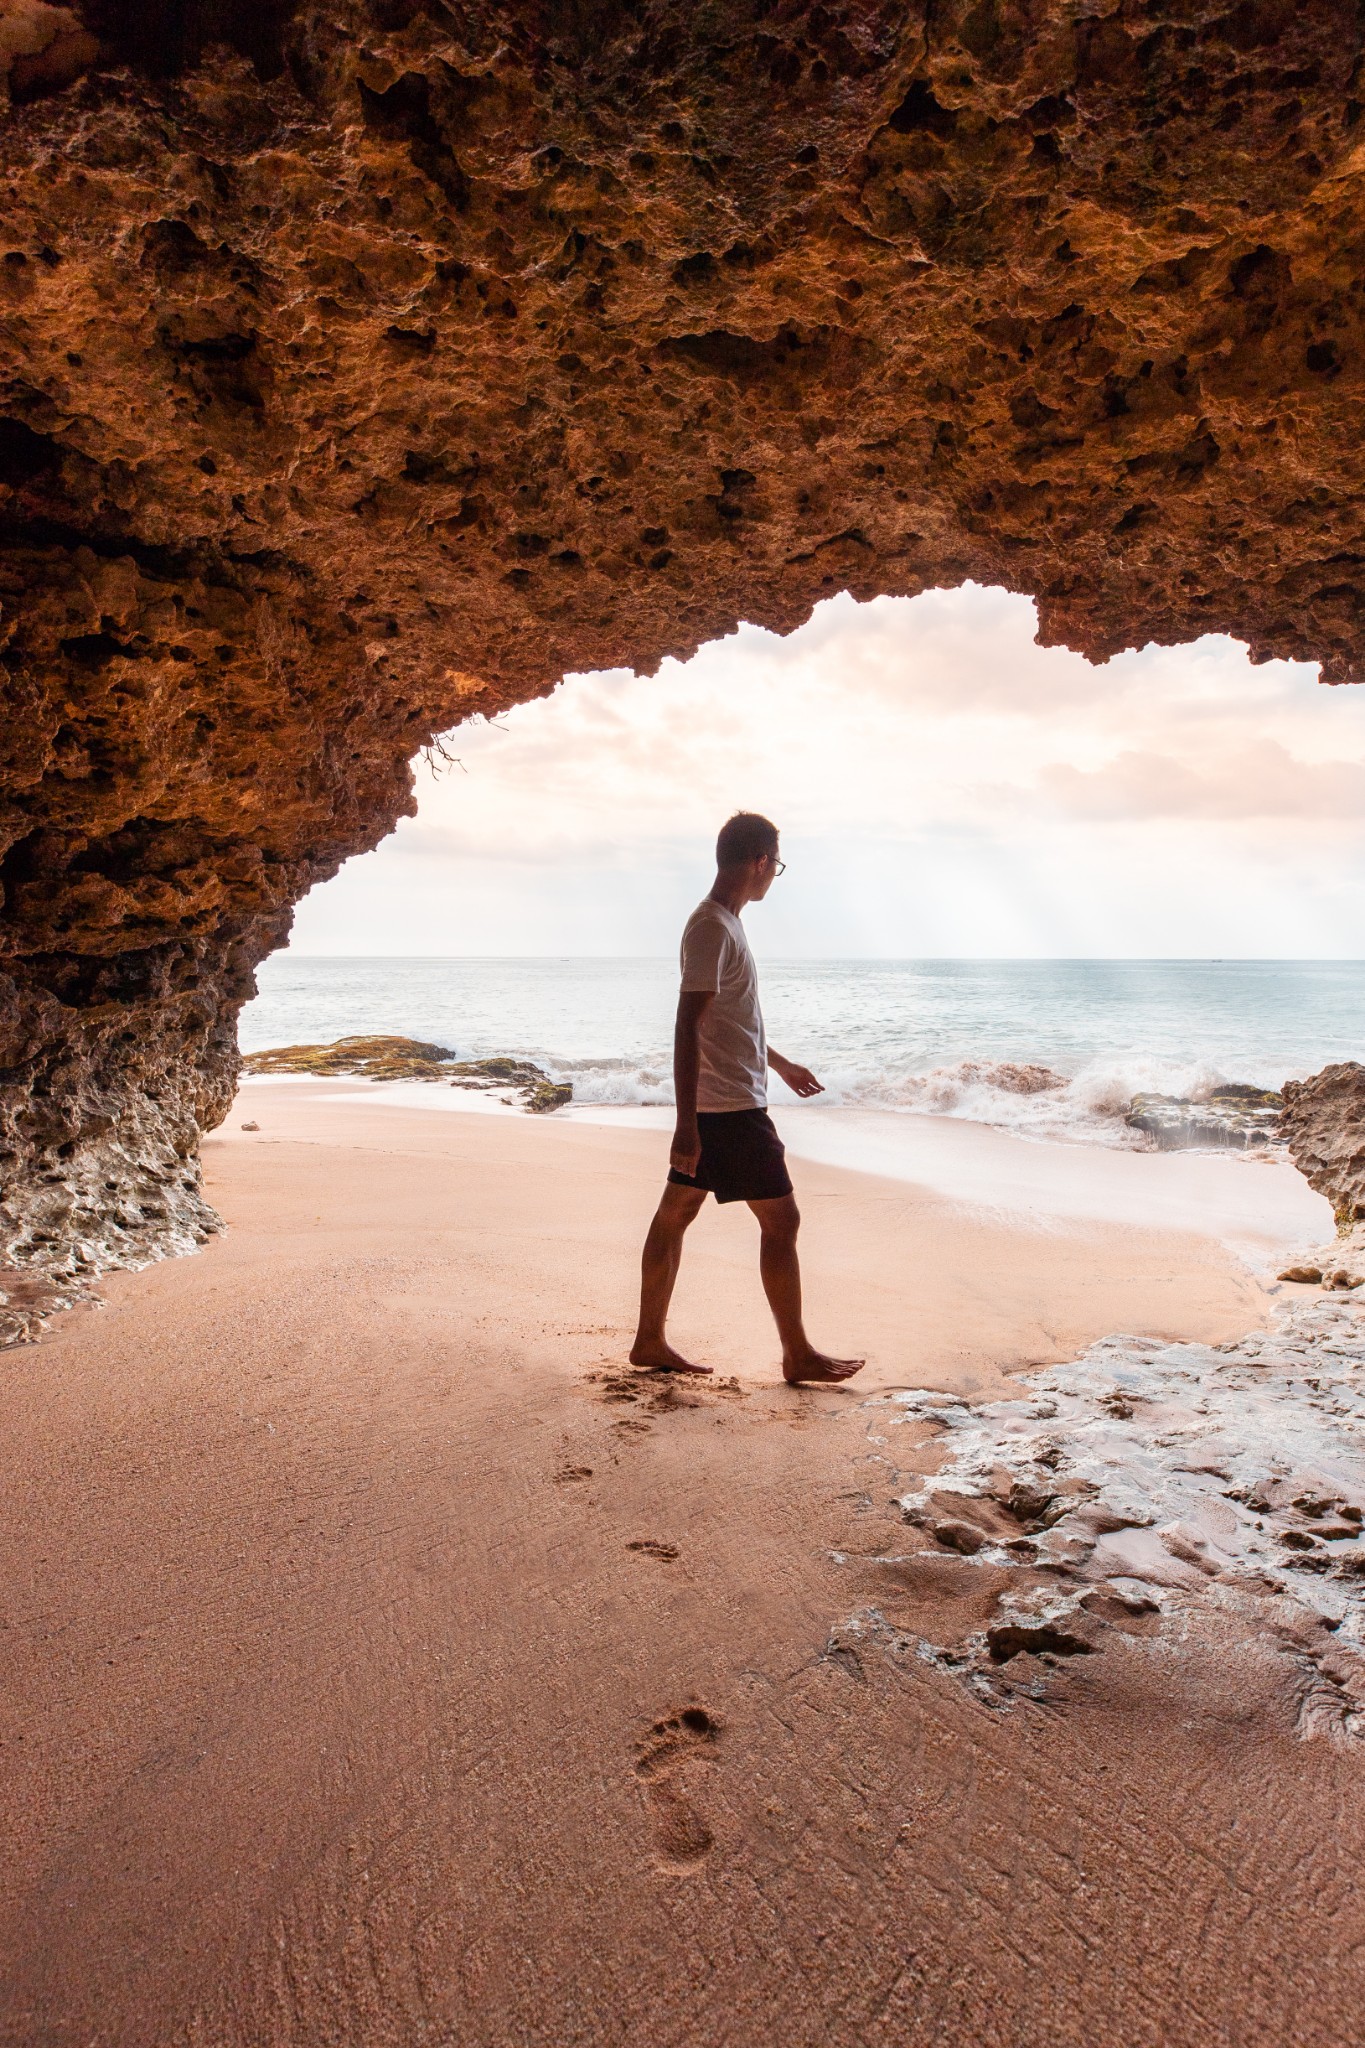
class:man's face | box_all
[750,848,781,899]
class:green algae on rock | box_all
[245,1036,458,1082]
[445,1057,574,1115]
[243,1036,572,1112]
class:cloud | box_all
[285,582,1365,958]
[1033,741,1365,822]
[697,584,1324,723]
[699,585,1117,717]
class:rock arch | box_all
[2,0,1363,1286]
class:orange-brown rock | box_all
[2,2,1364,1288]
[1281,1063,1365,1232]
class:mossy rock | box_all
[244,1035,456,1081]
[243,1036,572,1111]
[1205,1084,1284,1109]
[446,1058,573,1113]
[524,1079,574,1114]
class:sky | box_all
[286,582,1365,958]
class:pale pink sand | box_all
[2,1085,1360,2048]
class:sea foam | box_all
[536,1051,1266,1150]
[241,959,1365,1154]
[834,1285,1365,1738]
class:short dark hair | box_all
[716,811,779,867]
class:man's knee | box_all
[755,1195,800,1243]
[655,1186,705,1234]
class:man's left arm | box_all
[769,1049,824,1099]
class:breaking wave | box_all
[539,1051,1271,1151]
[242,959,1362,1153]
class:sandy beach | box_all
[4,1084,1363,2047]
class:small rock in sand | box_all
[241,1121,260,1131]
[1279,1266,1323,1284]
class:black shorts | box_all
[668,1107,794,1206]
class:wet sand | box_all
[3,1085,1363,2047]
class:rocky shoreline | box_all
[844,1277,1365,1740]
[838,1068,1365,1733]
[1125,1083,1285,1153]
[242,1034,573,1114]
[826,1063,1365,1731]
[3,1044,1362,1349]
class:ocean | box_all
[239,956,1365,1642]
[239,957,1364,1150]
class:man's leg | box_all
[630,1182,711,1374]
[749,1194,864,1384]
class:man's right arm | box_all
[671,989,713,1176]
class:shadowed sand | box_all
[2,1083,1362,2047]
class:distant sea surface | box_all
[239,957,1365,1151]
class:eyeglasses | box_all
[772,858,786,876]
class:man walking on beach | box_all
[631,813,864,1384]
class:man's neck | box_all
[708,869,750,916]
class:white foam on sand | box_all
[236,1076,1329,1262]
[780,1106,1328,1250]
[559,1099,1329,1260]
[242,1074,1329,1259]
[236,1073,525,1118]
[856,1289,1365,1739]
[891,1297,1365,1628]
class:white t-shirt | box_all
[679,899,768,1112]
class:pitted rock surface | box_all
[1282,1064,1365,1232]
[2,2,1365,1282]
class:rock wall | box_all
[1282,1064,1365,1232]
[3,1,1365,1286]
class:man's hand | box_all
[670,1119,702,1177]
[770,1053,824,1100]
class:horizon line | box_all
[265,953,1365,966]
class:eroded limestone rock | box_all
[2,3,1365,1285]
[1282,1064,1365,1231]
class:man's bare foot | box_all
[782,1350,864,1385]
[629,1341,714,1377]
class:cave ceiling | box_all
[1,0,1363,1280]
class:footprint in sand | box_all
[634,1706,721,1865]
[555,1464,594,1483]
[627,1539,679,1561]
[588,1370,646,1405]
